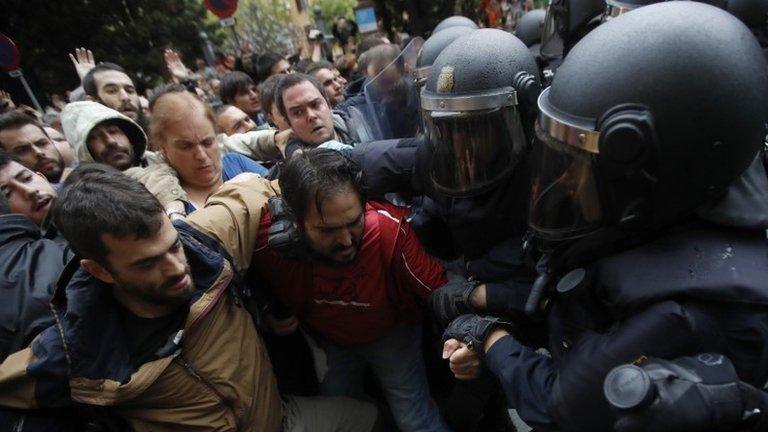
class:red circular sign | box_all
[204,0,238,19]
[0,34,21,72]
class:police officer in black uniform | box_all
[604,353,768,431]
[538,0,604,84]
[355,28,542,323]
[434,3,768,431]
[351,28,543,431]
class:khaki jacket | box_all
[0,175,283,431]
[125,131,281,206]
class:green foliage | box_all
[230,0,298,56]
[312,0,359,21]
[0,0,219,96]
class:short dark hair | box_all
[256,52,286,82]
[357,36,387,55]
[0,149,16,215]
[82,62,129,98]
[259,75,282,115]
[61,163,122,189]
[0,110,47,149]
[0,148,16,171]
[292,58,313,74]
[305,61,335,77]
[279,148,366,224]
[274,73,327,120]
[52,171,165,264]
[219,71,255,105]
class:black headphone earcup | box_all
[595,104,658,229]
[597,104,656,172]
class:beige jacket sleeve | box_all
[0,347,40,409]
[185,173,280,272]
[219,129,281,161]
[124,163,188,206]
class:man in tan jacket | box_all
[0,170,378,431]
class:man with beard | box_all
[0,169,380,431]
[82,62,146,130]
[0,148,58,233]
[250,149,449,432]
[306,61,346,107]
[0,151,80,432]
[0,111,70,184]
[61,101,150,171]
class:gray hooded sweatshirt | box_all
[61,101,149,166]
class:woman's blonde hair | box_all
[147,84,218,151]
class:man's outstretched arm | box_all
[185,173,280,272]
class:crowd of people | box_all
[1,0,768,431]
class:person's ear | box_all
[85,95,95,102]
[80,258,116,284]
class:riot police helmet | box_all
[540,0,605,60]
[529,2,768,242]
[433,15,479,34]
[414,26,475,89]
[421,29,541,197]
[515,9,548,47]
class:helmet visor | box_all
[541,3,565,60]
[529,120,603,240]
[424,105,527,196]
[602,0,636,22]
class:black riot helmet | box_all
[433,16,479,34]
[529,2,768,243]
[414,26,475,89]
[421,29,541,197]
[540,0,605,60]
[515,9,547,47]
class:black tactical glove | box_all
[442,314,514,357]
[430,274,480,327]
[604,354,768,432]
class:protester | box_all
[0,169,380,431]
[306,61,346,106]
[256,52,292,83]
[147,86,267,211]
[252,148,450,432]
[43,126,76,167]
[82,62,145,127]
[60,100,150,171]
[274,74,359,150]
[0,111,70,184]
[215,104,258,135]
[0,150,81,432]
[259,75,292,131]
[220,71,267,126]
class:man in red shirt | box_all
[252,149,450,432]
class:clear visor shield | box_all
[423,105,527,196]
[602,0,637,22]
[540,3,565,60]
[529,119,604,240]
[362,37,425,140]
